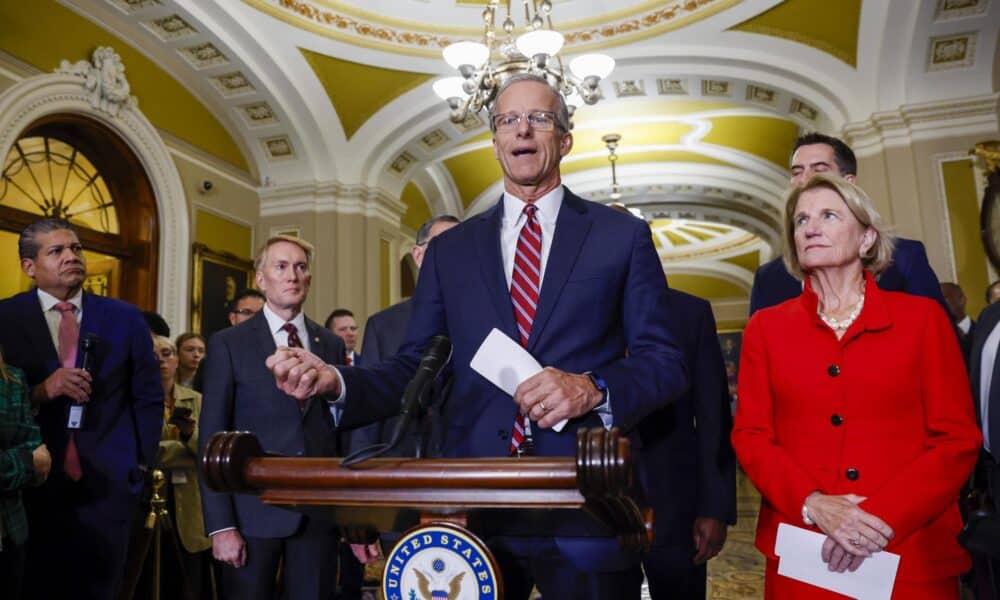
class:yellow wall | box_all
[942,158,989,317]
[195,209,254,261]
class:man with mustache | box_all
[0,217,163,599]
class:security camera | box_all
[199,180,213,193]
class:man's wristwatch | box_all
[586,372,609,402]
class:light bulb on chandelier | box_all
[433,0,615,124]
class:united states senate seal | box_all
[383,522,501,600]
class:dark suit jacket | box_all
[348,299,412,455]
[748,237,947,316]
[339,188,688,569]
[198,310,345,539]
[0,290,162,513]
[636,289,736,565]
[971,303,1000,456]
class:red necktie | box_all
[282,323,307,410]
[346,354,353,366]
[509,205,541,456]
[55,301,82,481]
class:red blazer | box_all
[732,271,981,581]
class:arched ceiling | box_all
[5,0,997,305]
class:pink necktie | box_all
[55,301,82,481]
[282,323,307,411]
[509,205,541,456]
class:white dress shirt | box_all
[979,321,1000,454]
[262,303,311,352]
[500,187,562,287]
[957,315,972,336]
[37,288,83,356]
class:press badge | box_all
[67,404,85,429]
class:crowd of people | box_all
[0,72,996,600]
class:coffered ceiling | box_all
[2,0,997,313]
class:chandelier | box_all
[603,133,622,200]
[432,0,615,124]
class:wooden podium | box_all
[202,427,652,599]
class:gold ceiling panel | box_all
[668,273,748,299]
[722,250,762,273]
[401,181,431,233]
[571,122,695,154]
[729,0,861,67]
[700,116,799,167]
[0,0,249,172]
[300,49,434,140]
[246,0,741,57]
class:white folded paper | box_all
[775,523,900,600]
[469,328,568,431]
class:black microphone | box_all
[340,335,452,467]
[67,334,99,431]
[80,333,99,375]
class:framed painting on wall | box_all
[717,330,742,413]
[191,243,254,339]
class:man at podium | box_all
[269,74,687,600]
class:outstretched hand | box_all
[266,347,340,399]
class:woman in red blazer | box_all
[732,174,981,599]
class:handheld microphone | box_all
[68,334,99,430]
[340,335,452,467]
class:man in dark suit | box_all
[326,308,360,366]
[968,301,1000,597]
[0,217,163,599]
[349,214,460,458]
[199,235,346,600]
[270,74,687,600]
[748,133,947,315]
[632,282,737,595]
[942,282,974,363]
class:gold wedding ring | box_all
[539,402,547,412]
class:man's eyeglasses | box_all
[231,308,258,316]
[492,111,559,133]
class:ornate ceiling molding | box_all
[243,0,740,57]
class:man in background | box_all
[749,133,946,315]
[986,280,1000,306]
[0,217,163,599]
[350,214,460,457]
[228,288,265,326]
[199,235,345,600]
[942,282,974,363]
[326,309,360,365]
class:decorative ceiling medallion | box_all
[454,112,484,133]
[388,151,417,176]
[238,102,279,127]
[419,129,450,150]
[179,43,230,69]
[210,71,255,97]
[657,79,687,95]
[746,85,776,105]
[108,0,162,12]
[146,14,198,41]
[928,33,977,71]
[702,80,731,97]
[262,135,294,160]
[55,47,137,118]
[613,80,646,98]
[243,0,739,57]
[790,99,818,121]
[934,0,988,21]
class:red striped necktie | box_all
[282,323,307,411]
[509,204,541,456]
[55,301,83,481]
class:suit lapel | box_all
[475,199,520,341]
[971,306,1000,413]
[248,311,278,364]
[18,291,59,365]
[527,190,591,352]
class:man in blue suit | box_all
[0,217,163,599]
[749,133,946,315]
[349,214,460,458]
[199,235,346,600]
[269,74,687,599]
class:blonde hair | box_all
[253,235,315,273]
[152,335,176,354]
[782,174,895,280]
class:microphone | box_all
[80,333,99,375]
[340,335,452,466]
[67,334,99,430]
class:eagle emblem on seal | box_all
[414,566,465,600]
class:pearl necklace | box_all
[818,290,865,332]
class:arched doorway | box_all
[0,113,158,308]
